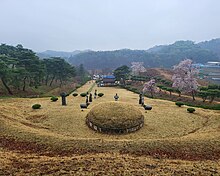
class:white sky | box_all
[0,0,220,52]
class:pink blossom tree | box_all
[143,79,157,98]
[172,59,199,100]
[131,62,146,75]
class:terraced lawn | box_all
[1,81,220,175]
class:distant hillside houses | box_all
[195,61,220,84]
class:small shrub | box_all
[98,93,104,97]
[165,81,172,86]
[208,84,219,90]
[157,84,163,89]
[50,96,58,102]
[200,86,208,91]
[80,93,87,97]
[175,102,184,107]
[187,108,195,113]
[161,79,166,83]
[72,93,78,97]
[161,86,168,91]
[32,104,41,109]
[131,88,138,92]
[76,84,81,89]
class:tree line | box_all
[0,44,76,95]
[68,40,220,70]
[113,60,220,103]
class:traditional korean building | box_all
[101,75,116,86]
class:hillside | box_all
[36,39,220,70]
[198,38,220,58]
[68,39,220,70]
[1,82,220,175]
[37,50,90,59]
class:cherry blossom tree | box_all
[172,59,199,100]
[143,79,157,98]
[131,62,146,75]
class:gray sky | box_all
[1,0,220,52]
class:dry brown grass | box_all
[1,81,220,174]
[86,101,144,129]
[1,149,220,176]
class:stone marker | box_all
[89,93,92,102]
[80,104,87,109]
[94,89,97,99]
[86,95,89,104]
[143,105,152,110]
[141,96,144,106]
[60,92,67,105]
[114,93,119,101]
[139,93,142,104]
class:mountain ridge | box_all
[37,38,220,69]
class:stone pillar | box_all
[139,93,142,104]
[89,93,92,102]
[60,92,67,105]
[94,89,97,99]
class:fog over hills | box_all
[37,50,91,59]
[37,38,220,69]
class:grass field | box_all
[1,81,220,175]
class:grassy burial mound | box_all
[86,102,144,134]
[1,82,220,165]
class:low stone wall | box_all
[86,117,144,134]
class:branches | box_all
[172,59,199,100]
[131,62,146,75]
[143,79,157,98]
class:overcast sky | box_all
[0,0,220,52]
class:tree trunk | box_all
[49,75,55,86]
[192,91,195,101]
[202,97,206,102]
[209,96,214,103]
[1,77,13,95]
[23,77,27,91]
[151,91,153,98]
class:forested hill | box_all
[68,39,220,70]
[198,38,220,58]
[37,50,91,59]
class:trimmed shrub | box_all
[76,85,81,89]
[32,104,41,109]
[187,108,195,113]
[183,102,220,110]
[50,96,58,102]
[200,86,208,91]
[80,93,87,97]
[208,84,219,90]
[157,84,163,90]
[98,93,104,97]
[161,79,166,83]
[131,88,138,92]
[165,80,172,86]
[72,93,78,97]
[161,86,167,90]
[175,102,184,107]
